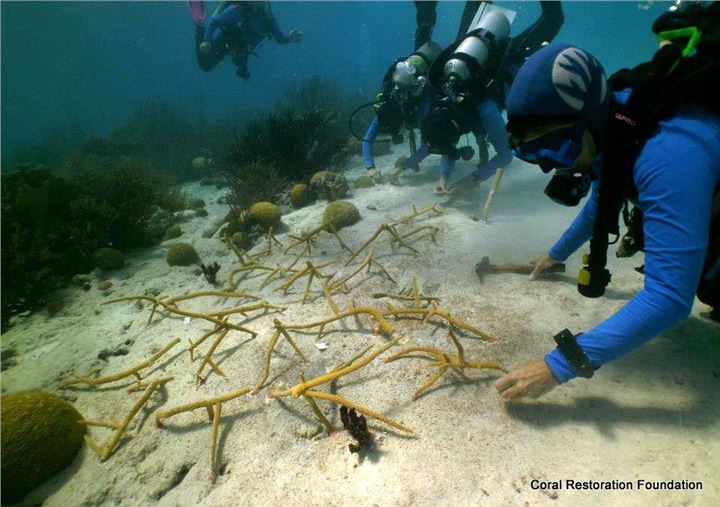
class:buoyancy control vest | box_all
[579,3,720,305]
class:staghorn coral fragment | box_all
[194,326,231,384]
[384,328,505,399]
[209,402,222,482]
[282,305,396,337]
[155,386,253,479]
[61,339,180,388]
[163,290,262,306]
[305,390,412,434]
[394,225,440,245]
[331,252,396,290]
[345,224,419,266]
[83,377,173,461]
[300,373,334,434]
[226,262,276,289]
[383,304,498,342]
[272,336,400,399]
[206,301,285,319]
[103,295,258,336]
[390,204,442,226]
[284,223,352,256]
[275,260,338,303]
[372,279,441,308]
[252,319,308,394]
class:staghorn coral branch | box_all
[155,386,253,479]
[252,319,308,393]
[188,326,223,361]
[276,260,337,303]
[282,306,396,336]
[300,373,334,434]
[209,402,222,482]
[304,390,413,434]
[163,291,261,305]
[195,326,231,384]
[383,305,498,342]
[395,225,440,245]
[61,339,180,388]
[284,222,351,256]
[226,263,276,288]
[331,252,396,290]
[390,204,442,226]
[83,377,173,460]
[384,328,505,399]
[345,224,419,266]
[103,295,258,336]
[272,336,400,399]
[207,301,285,318]
[155,387,252,426]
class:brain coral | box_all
[290,183,311,209]
[1,391,86,504]
[166,242,199,266]
[248,202,281,231]
[322,200,361,231]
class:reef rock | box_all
[310,171,349,201]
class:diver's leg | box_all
[232,52,250,80]
[507,1,564,66]
[456,1,484,39]
[415,1,437,49]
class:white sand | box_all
[2,147,719,507]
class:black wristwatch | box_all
[553,329,596,378]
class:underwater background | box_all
[2,1,660,164]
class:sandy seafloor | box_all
[2,143,719,507]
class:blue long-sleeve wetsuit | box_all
[437,98,514,179]
[544,100,720,383]
[204,2,290,48]
[361,100,431,170]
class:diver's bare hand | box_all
[529,252,562,281]
[495,359,558,400]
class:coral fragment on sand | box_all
[61,339,180,388]
[384,328,505,399]
[83,377,172,461]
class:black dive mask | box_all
[544,172,592,206]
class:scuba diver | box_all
[494,1,720,401]
[358,41,443,183]
[415,1,483,50]
[416,1,564,194]
[188,1,303,80]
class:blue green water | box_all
[1,1,662,164]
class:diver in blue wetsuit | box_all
[360,41,442,182]
[417,1,564,194]
[494,5,720,400]
[191,1,302,80]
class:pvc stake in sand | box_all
[481,167,505,222]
